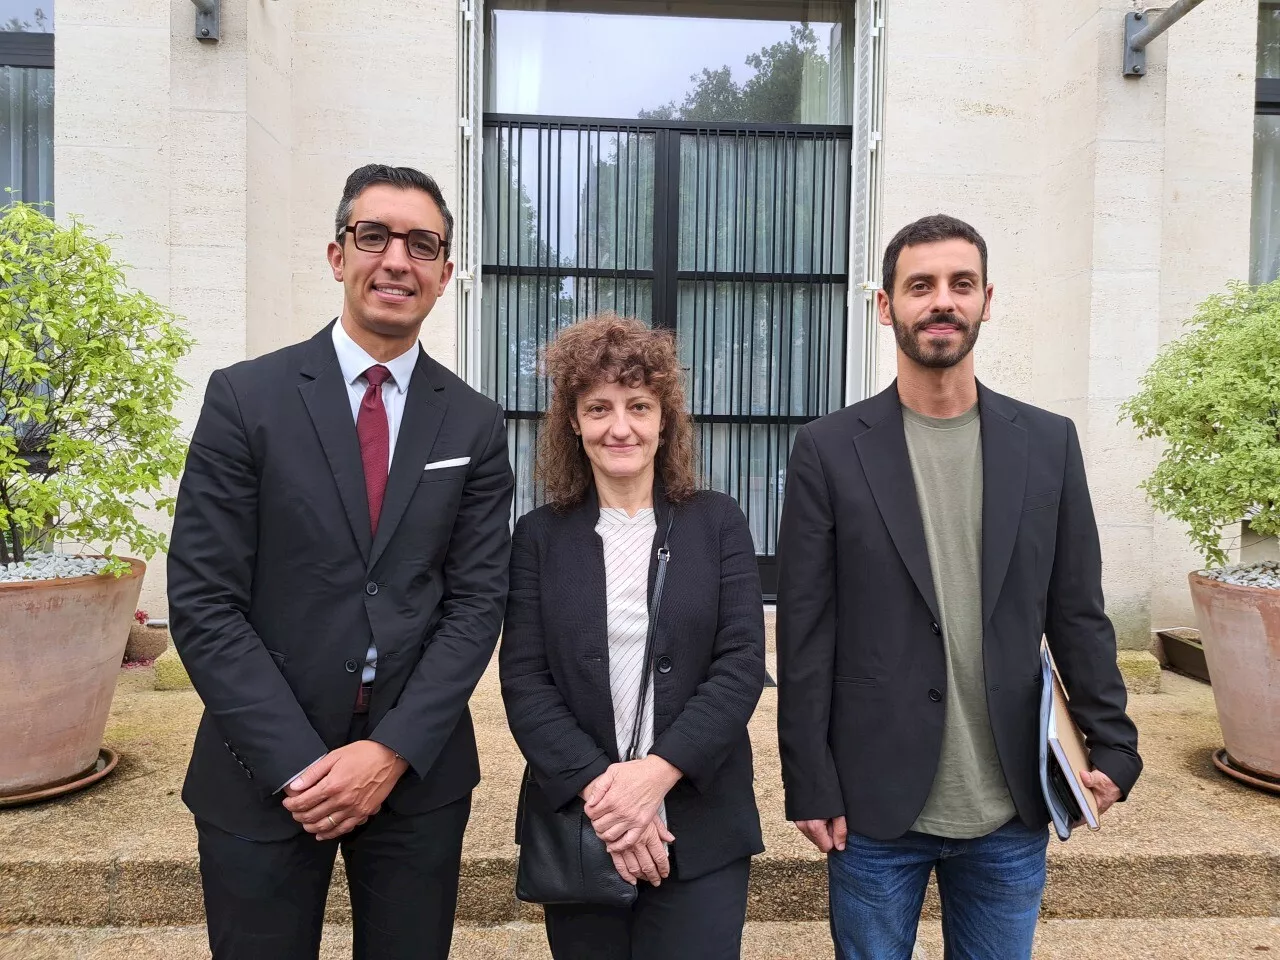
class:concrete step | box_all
[1,667,1277,927]
[1,919,1277,960]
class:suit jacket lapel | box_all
[298,325,373,565]
[368,350,446,571]
[853,382,941,625]
[978,383,1028,627]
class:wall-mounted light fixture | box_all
[190,0,220,42]
[1123,0,1209,76]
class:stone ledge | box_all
[1117,650,1162,694]
[2,849,1276,927]
[151,647,191,692]
[1,666,1275,929]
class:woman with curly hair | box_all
[499,314,767,960]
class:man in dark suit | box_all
[776,214,1141,959]
[168,164,514,960]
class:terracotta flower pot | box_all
[1188,572,1280,779]
[0,559,145,797]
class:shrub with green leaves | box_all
[0,199,193,571]
[1121,279,1280,568]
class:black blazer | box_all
[499,486,767,880]
[168,322,515,840]
[776,381,1142,840]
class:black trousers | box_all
[542,856,751,960]
[195,717,470,960]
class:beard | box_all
[890,303,982,369]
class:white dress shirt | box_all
[331,319,419,684]
[596,507,667,832]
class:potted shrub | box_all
[1122,279,1280,788]
[0,199,191,801]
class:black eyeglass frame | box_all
[341,221,449,261]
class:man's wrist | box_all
[367,739,409,773]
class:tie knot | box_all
[363,364,392,389]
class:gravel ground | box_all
[0,552,111,583]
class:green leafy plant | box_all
[1121,279,1280,568]
[0,199,193,572]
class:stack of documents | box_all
[1039,643,1100,841]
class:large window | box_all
[479,2,854,595]
[0,1,53,207]
[1251,2,1280,282]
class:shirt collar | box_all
[331,319,417,394]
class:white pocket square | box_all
[423,456,471,471]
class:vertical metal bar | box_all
[814,135,824,419]
[651,128,666,329]
[555,123,563,340]
[593,126,603,316]
[732,130,746,523]
[652,129,680,331]
[826,132,841,410]
[809,133,823,422]
[748,128,762,544]
[612,129,621,315]
[696,129,710,480]
[575,126,583,321]
[841,130,854,405]
[503,123,515,413]
[766,130,782,549]
[773,132,796,553]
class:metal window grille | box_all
[481,113,852,595]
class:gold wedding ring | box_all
[326,815,337,829]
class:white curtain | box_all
[0,66,54,208]
[1251,116,1280,284]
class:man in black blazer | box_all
[776,215,1141,960]
[168,164,514,960]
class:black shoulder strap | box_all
[625,510,674,762]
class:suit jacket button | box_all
[656,656,673,674]
[930,622,941,636]
[345,659,359,673]
[365,581,379,596]
[928,688,942,702]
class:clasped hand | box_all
[582,755,682,886]
[282,740,409,841]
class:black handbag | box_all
[514,511,674,907]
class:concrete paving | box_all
[0,660,1277,927]
[1,919,1276,959]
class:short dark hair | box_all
[882,214,987,295]
[334,164,454,253]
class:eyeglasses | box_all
[342,221,447,261]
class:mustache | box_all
[913,313,969,333]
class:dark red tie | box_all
[357,364,392,535]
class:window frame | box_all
[0,32,53,69]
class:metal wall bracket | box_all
[1123,0,1210,77]
[1123,12,1147,77]
[191,0,220,42]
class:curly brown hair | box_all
[536,314,697,511]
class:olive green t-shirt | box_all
[902,403,1017,838]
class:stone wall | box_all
[877,0,1255,645]
[53,0,1254,630]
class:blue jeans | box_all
[827,817,1049,960]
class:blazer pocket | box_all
[423,456,471,471]
[1022,490,1059,512]
[418,465,468,483]
[834,675,879,687]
